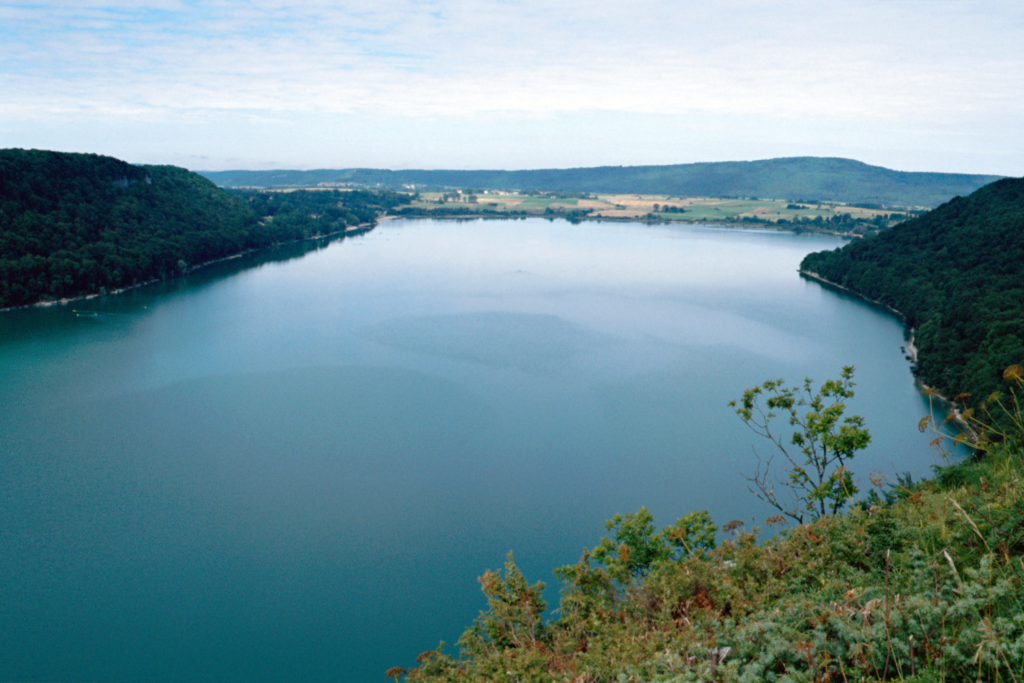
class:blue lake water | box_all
[0,218,950,682]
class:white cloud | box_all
[2,0,1022,172]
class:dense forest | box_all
[801,177,1024,409]
[0,149,409,308]
[200,157,1001,208]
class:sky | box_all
[1,0,1022,175]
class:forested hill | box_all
[0,149,408,309]
[200,157,1002,208]
[801,176,1024,407]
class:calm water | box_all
[0,219,948,683]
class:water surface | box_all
[0,219,947,682]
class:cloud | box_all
[2,0,1022,172]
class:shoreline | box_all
[391,211,864,237]
[799,269,973,437]
[0,222,375,315]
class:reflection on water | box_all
[0,219,953,683]
[0,232,348,341]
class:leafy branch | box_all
[730,365,871,523]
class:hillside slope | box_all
[200,157,1002,208]
[801,177,1024,406]
[0,149,407,308]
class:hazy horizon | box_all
[191,155,1006,176]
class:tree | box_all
[729,365,871,523]
[457,553,547,656]
[591,506,717,580]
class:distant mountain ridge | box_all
[199,157,1003,208]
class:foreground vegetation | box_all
[393,368,1024,683]
[801,177,1024,412]
[0,150,409,308]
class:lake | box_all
[0,218,950,683]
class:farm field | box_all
[399,190,914,233]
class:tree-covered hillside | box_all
[0,149,408,308]
[200,157,1002,208]
[801,177,1024,407]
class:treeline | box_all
[782,211,905,236]
[232,187,409,237]
[801,176,1024,406]
[390,205,515,218]
[0,150,409,308]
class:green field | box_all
[396,190,914,235]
